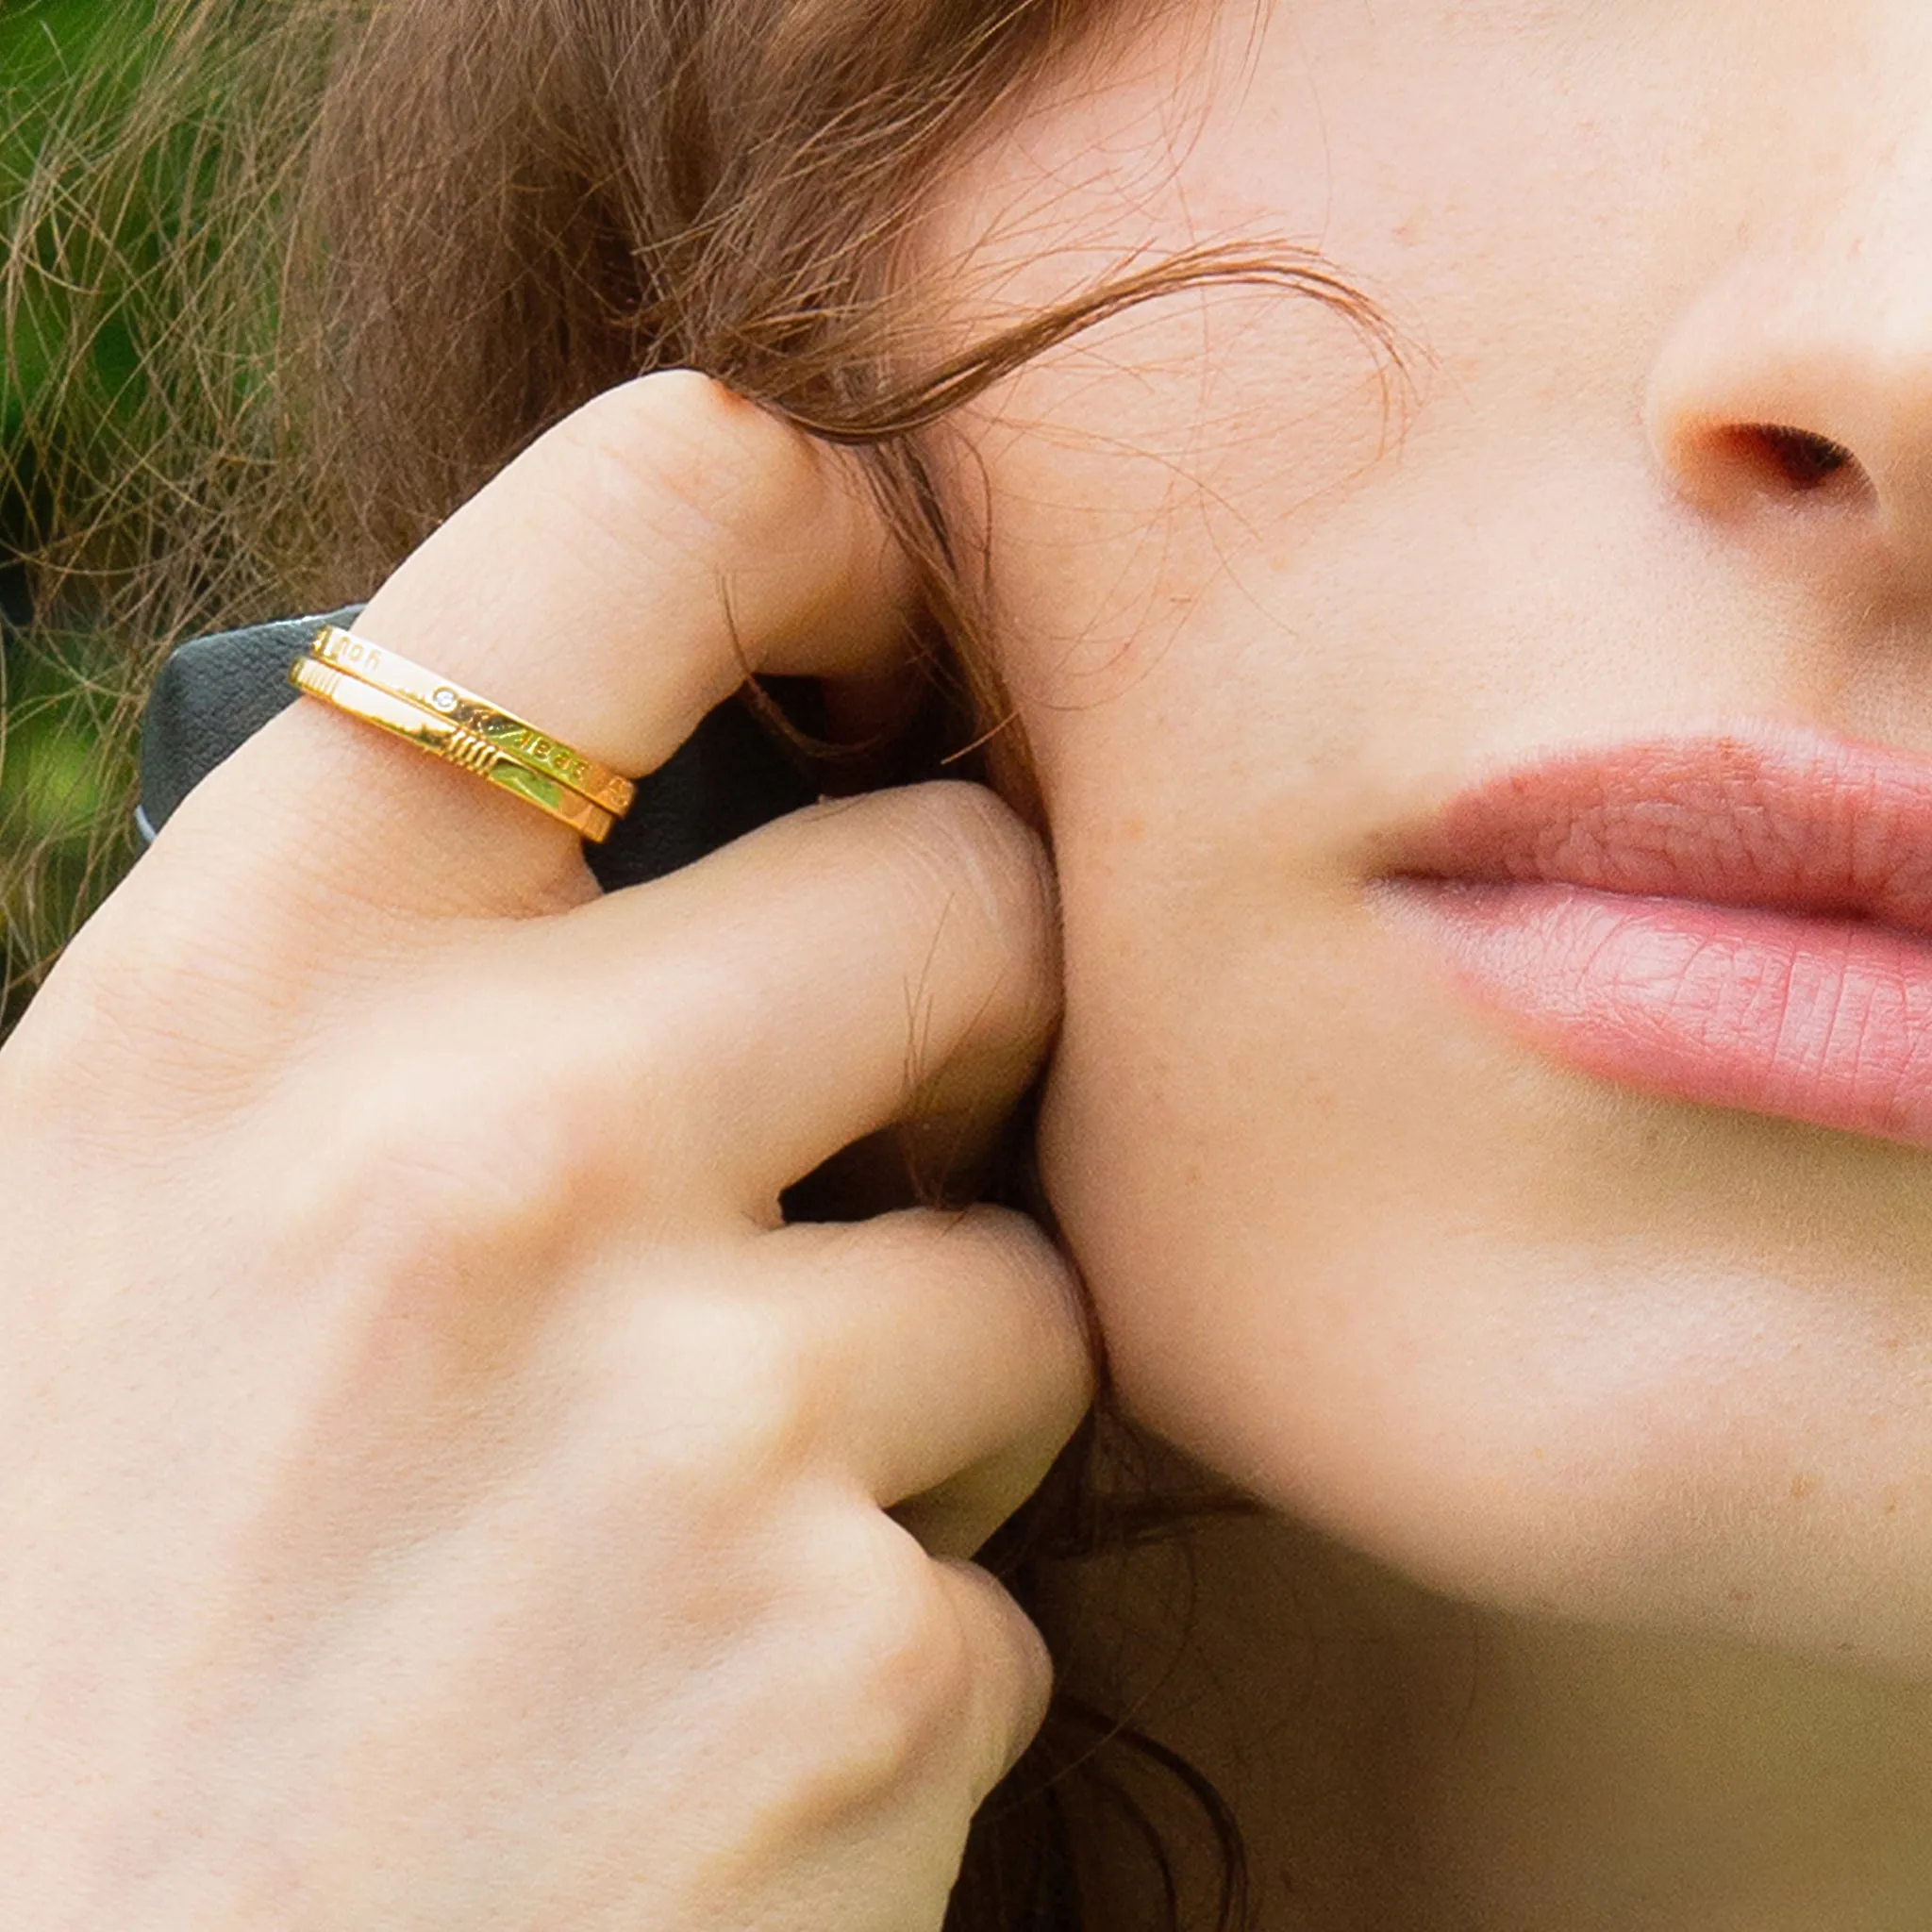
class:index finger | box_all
[161,373,916,920]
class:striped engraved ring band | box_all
[289,625,638,842]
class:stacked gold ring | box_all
[289,625,637,841]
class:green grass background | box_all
[3,0,166,1014]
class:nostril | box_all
[1720,424,1865,495]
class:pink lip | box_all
[1382,727,1932,1146]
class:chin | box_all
[1041,996,1932,1676]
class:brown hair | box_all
[6,2,1395,1923]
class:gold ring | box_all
[290,656,620,842]
[306,625,638,818]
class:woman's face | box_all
[927,0,1932,1668]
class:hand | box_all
[0,373,1091,1930]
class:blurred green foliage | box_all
[2,0,164,1016]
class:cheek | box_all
[931,0,1932,1670]
[993,447,1932,1662]
[1033,790,1928,1638]
[1031,717,1932,1669]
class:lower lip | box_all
[1396,879,1932,1147]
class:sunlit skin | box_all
[923,0,1932,1922]
[13,3,1932,1924]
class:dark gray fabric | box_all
[137,607,367,841]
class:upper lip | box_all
[1381,724,1932,935]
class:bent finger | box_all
[155,372,914,924]
[771,1206,1093,1536]
[524,780,1061,1213]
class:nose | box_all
[1647,189,1932,580]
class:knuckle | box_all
[301,947,732,1269]
[618,1289,824,1497]
[293,1041,592,1291]
[868,1556,975,1723]
[548,371,809,558]
[950,1559,1057,1751]
[803,1530,979,1802]
[611,942,765,1121]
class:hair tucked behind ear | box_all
[5,4,1398,1924]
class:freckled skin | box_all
[922,2,1932,1922]
[933,0,1932,1662]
